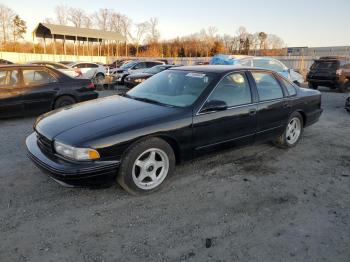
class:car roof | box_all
[0,64,47,68]
[170,65,259,74]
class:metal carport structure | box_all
[32,23,125,57]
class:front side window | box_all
[253,59,285,72]
[23,70,56,85]
[207,72,252,107]
[0,70,19,87]
[134,62,146,70]
[252,72,284,101]
[86,63,98,68]
[127,70,215,107]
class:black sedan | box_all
[26,66,323,194]
[124,65,178,88]
[0,64,98,118]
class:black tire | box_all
[345,97,350,112]
[338,79,350,93]
[274,112,304,149]
[117,137,175,195]
[120,75,127,85]
[54,95,76,109]
[308,82,318,89]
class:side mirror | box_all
[201,100,227,113]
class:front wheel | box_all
[54,96,76,109]
[274,112,303,148]
[345,97,350,112]
[117,138,175,195]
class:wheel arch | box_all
[295,110,307,127]
[52,94,77,109]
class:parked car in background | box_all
[124,65,178,88]
[112,60,166,84]
[106,59,134,70]
[346,96,350,112]
[0,59,13,65]
[29,61,82,78]
[26,65,322,194]
[0,64,98,118]
[210,54,305,86]
[307,56,350,92]
[59,61,74,65]
[68,62,106,83]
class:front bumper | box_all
[26,133,120,187]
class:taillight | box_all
[88,82,95,89]
[336,69,343,76]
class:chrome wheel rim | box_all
[132,148,169,190]
[286,117,301,145]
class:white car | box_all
[29,61,82,78]
[68,62,106,82]
[210,55,305,86]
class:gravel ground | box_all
[0,87,349,262]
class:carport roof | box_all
[33,23,125,42]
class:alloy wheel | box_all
[132,148,169,190]
[286,117,301,145]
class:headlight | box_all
[54,141,100,161]
[135,79,144,83]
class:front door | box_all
[21,68,58,114]
[193,71,257,154]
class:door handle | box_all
[283,103,292,108]
[249,109,257,116]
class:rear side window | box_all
[73,63,86,69]
[86,63,98,68]
[208,73,252,107]
[253,59,285,72]
[23,70,56,85]
[0,70,19,87]
[252,72,284,101]
[311,60,339,70]
[280,78,297,96]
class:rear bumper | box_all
[305,108,323,127]
[26,133,120,187]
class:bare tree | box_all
[0,4,15,44]
[119,15,132,56]
[147,17,160,43]
[266,34,285,49]
[54,4,69,25]
[82,15,93,29]
[94,8,110,30]
[68,8,85,28]
[131,21,150,56]
[258,32,268,50]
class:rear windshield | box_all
[311,60,339,70]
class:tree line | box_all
[0,4,286,57]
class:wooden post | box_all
[75,36,78,56]
[32,32,36,54]
[63,35,66,56]
[52,34,56,55]
[44,37,47,54]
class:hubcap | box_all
[286,117,301,145]
[132,148,169,190]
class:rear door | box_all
[249,71,291,141]
[0,68,23,117]
[21,68,59,114]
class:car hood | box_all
[35,95,185,146]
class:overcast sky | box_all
[4,0,350,47]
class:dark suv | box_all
[307,56,350,92]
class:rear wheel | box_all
[54,96,76,109]
[345,97,350,112]
[117,137,175,195]
[274,112,303,148]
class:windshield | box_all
[127,70,215,107]
[120,61,138,70]
[144,65,168,74]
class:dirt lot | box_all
[0,87,349,262]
